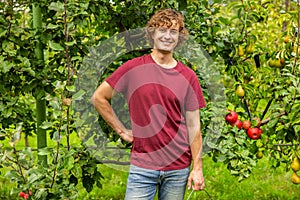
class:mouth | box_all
[161,41,173,46]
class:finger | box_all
[192,184,200,191]
[187,177,192,190]
[199,181,205,190]
[201,183,205,190]
[192,179,204,191]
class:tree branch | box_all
[259,110,286,127]
[96,160,130,165]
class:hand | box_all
[187,169,205,191]
[118,129,133,143]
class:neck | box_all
[151,49,176,69]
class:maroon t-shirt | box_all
[106,54,206,170]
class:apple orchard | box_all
[0,0,300,199]
[210,0,300,184]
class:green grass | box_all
[189,155,300,200]
[80,155,300,200]
[1,153,300,199]
[1,134,300,199]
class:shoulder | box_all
[114,55,149,74]
[177,61,198,79]
[125,54,151,66]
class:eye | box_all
[158,28,167,33]
[170,30,179,35]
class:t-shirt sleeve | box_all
[105,60,131,93]
[185,73,206,111]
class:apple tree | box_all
[204,0,300,182]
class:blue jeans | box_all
[125,164,190,200]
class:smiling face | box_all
[152,21,180,53]
[146,9,189,51]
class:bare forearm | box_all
[186,110,203,170]
[186,109,205,190]
[92,82,133,142]
[190,130,203,170]
[93,96,126,133]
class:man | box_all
[92,8,206,200]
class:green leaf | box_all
[23,67,36,76]
[47,23,60,29]
[217,154,227,162]
[49,40,64,51]
[52,131,61,142]
[0,30,7,37]
[39,121,53,129]
[206,141,218,149]
[82,175,94,193]
[5,170,23,182]
[275,124,285,132]
[49,100,60,110]
[66,85,76,92]
[65,156,75,170]
[268,118,278,128]
[218,17,230,24]
[38,148,51,156]
[72,89,86,100]
[256,140,263,148]
[52,80,66,91]
[28,172,41,183]
[35,188,48,199]
[230,169,239,175]
[65,40,77,46]
[294,125,300,133]
[58,66,65,74]
[227,102,235,111]
[235,137,245,145]
[96,180,103,189]
[72,164,83,177]
[49,2,64,12]
[0,60,14,73]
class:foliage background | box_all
[0,0,300,199]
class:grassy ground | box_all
[190,156,299,200]
[1,153,300,199]
[1,134,300,199]
[77,155,300,200]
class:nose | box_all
[163,30,172,39]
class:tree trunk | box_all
[32,3,47,166]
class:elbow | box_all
[91,88,110,108]
[91,92,98,106]
[92,90,104,107]
[92,81,113,108]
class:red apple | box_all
[19,192,25,198]
[232,119,243,129]
[242,120,251,130]
[24,194,29,199]
[247,127,262,140]
[225,111,238,124]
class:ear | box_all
[148,27,155,38]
